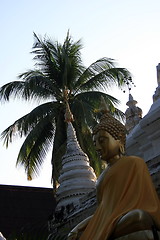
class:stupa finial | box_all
[65,101,74,123]
[63,87,74,123]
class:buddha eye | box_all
[99,136,108,144]
[99,137,105,143]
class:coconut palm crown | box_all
[0,32,132,189]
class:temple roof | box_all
[0,185,55,239]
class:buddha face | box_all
[93,130,121,162]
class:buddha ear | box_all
[117,140,125,155]
[119,143,125,155]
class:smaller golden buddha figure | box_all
[68,99,160,240]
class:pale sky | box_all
[0,0,160,188]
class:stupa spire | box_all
[153,63,160,102]
[55,92,96,216]
[125,93,142,133]
[64,101,74,123]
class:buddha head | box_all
[93,98,126,162]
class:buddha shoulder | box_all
[122,155,145,166]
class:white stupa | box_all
[56,101,97,212]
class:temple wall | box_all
[48,191,97,239]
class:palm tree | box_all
[0,32,132,189]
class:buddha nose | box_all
[95,141,101,151]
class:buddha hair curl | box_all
[93,112,126,147]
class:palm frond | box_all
[16,117,54,180]
[0,81,24,102]
[73,91,120,122]
[18,70,62,101]
[74,58,131,93]
[79,68,131,91]
[51,108,67,182]
[0,75,60,103]
[32,32,85,92]
[1,101,60,147]
[74,58,115,88]
[113,107,126,123]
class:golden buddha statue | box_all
[68,99,160,240]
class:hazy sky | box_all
[0,0,160,188]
